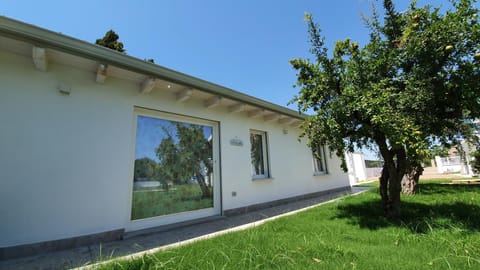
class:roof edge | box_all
[0,16,305,120]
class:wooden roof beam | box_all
[228,103,245,113]
[176,88,193,102]
[96,64,108,83]
[204,96,222,108]
[140,77,156,94]
[248,109,266,118]
[279,117,296,125]
[32,46,48,71]
[290,119,302,127]
[264,113,280,122]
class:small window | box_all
[313,145,328,175]
[250,130,269,179]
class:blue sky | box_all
[2,0,468,159]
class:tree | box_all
[155,124,213,198]
[95,30,125,52]
[133,157,158,181]
[430,145,449,159]
[291,0,479,217]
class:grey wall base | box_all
[0,229,124,261]
[223,186,352,216]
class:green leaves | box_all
[155,124,212,184]
[291,0,480,163]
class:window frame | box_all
[129,107,221,228]
[250,129,270,179]
[313,145,328,175]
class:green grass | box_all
[102,180,480,269]
[356,178,477,187]
[131,184,213,219]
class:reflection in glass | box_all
[313,145,327,173]
[250,133,265,176]
[132,115,213,220]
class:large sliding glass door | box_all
[131,108,219,223]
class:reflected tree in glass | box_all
[156,123,213,198]
[250,133,265,175]
[131,115,214,220]
[133,157,158,181]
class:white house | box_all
[0,16,350,260]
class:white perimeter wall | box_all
[0,50,349,247]
[345,152,367,185]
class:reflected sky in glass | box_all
[135,116,212,162]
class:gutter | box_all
[0,16,305,120]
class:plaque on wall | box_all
[230,138,243,147]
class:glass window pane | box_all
[132,115,214,220]
[316,148,324,172]
[250,133,265,176]
[314,145,326,173]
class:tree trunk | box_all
[379,164,402,218]
[401,166,423,195]
[196,174,211,198]
[388,172,402,218]
[377,150,406,217]
[379,165,389,214]
[375,133,407,218]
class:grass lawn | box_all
[101,179,480,269]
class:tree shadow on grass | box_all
[336,184,480,234]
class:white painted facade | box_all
[345,152,368,185]
[0,17,349,250]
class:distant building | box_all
[435,140,477,176]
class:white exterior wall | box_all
[345,152,367,185]
[435,156,462,174]
[0,50,349,247]
[220,115,347,211]
[366,167,383,179]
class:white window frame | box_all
[313,145,328,175]
[250,130,270,179]
[128,107,221,231]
